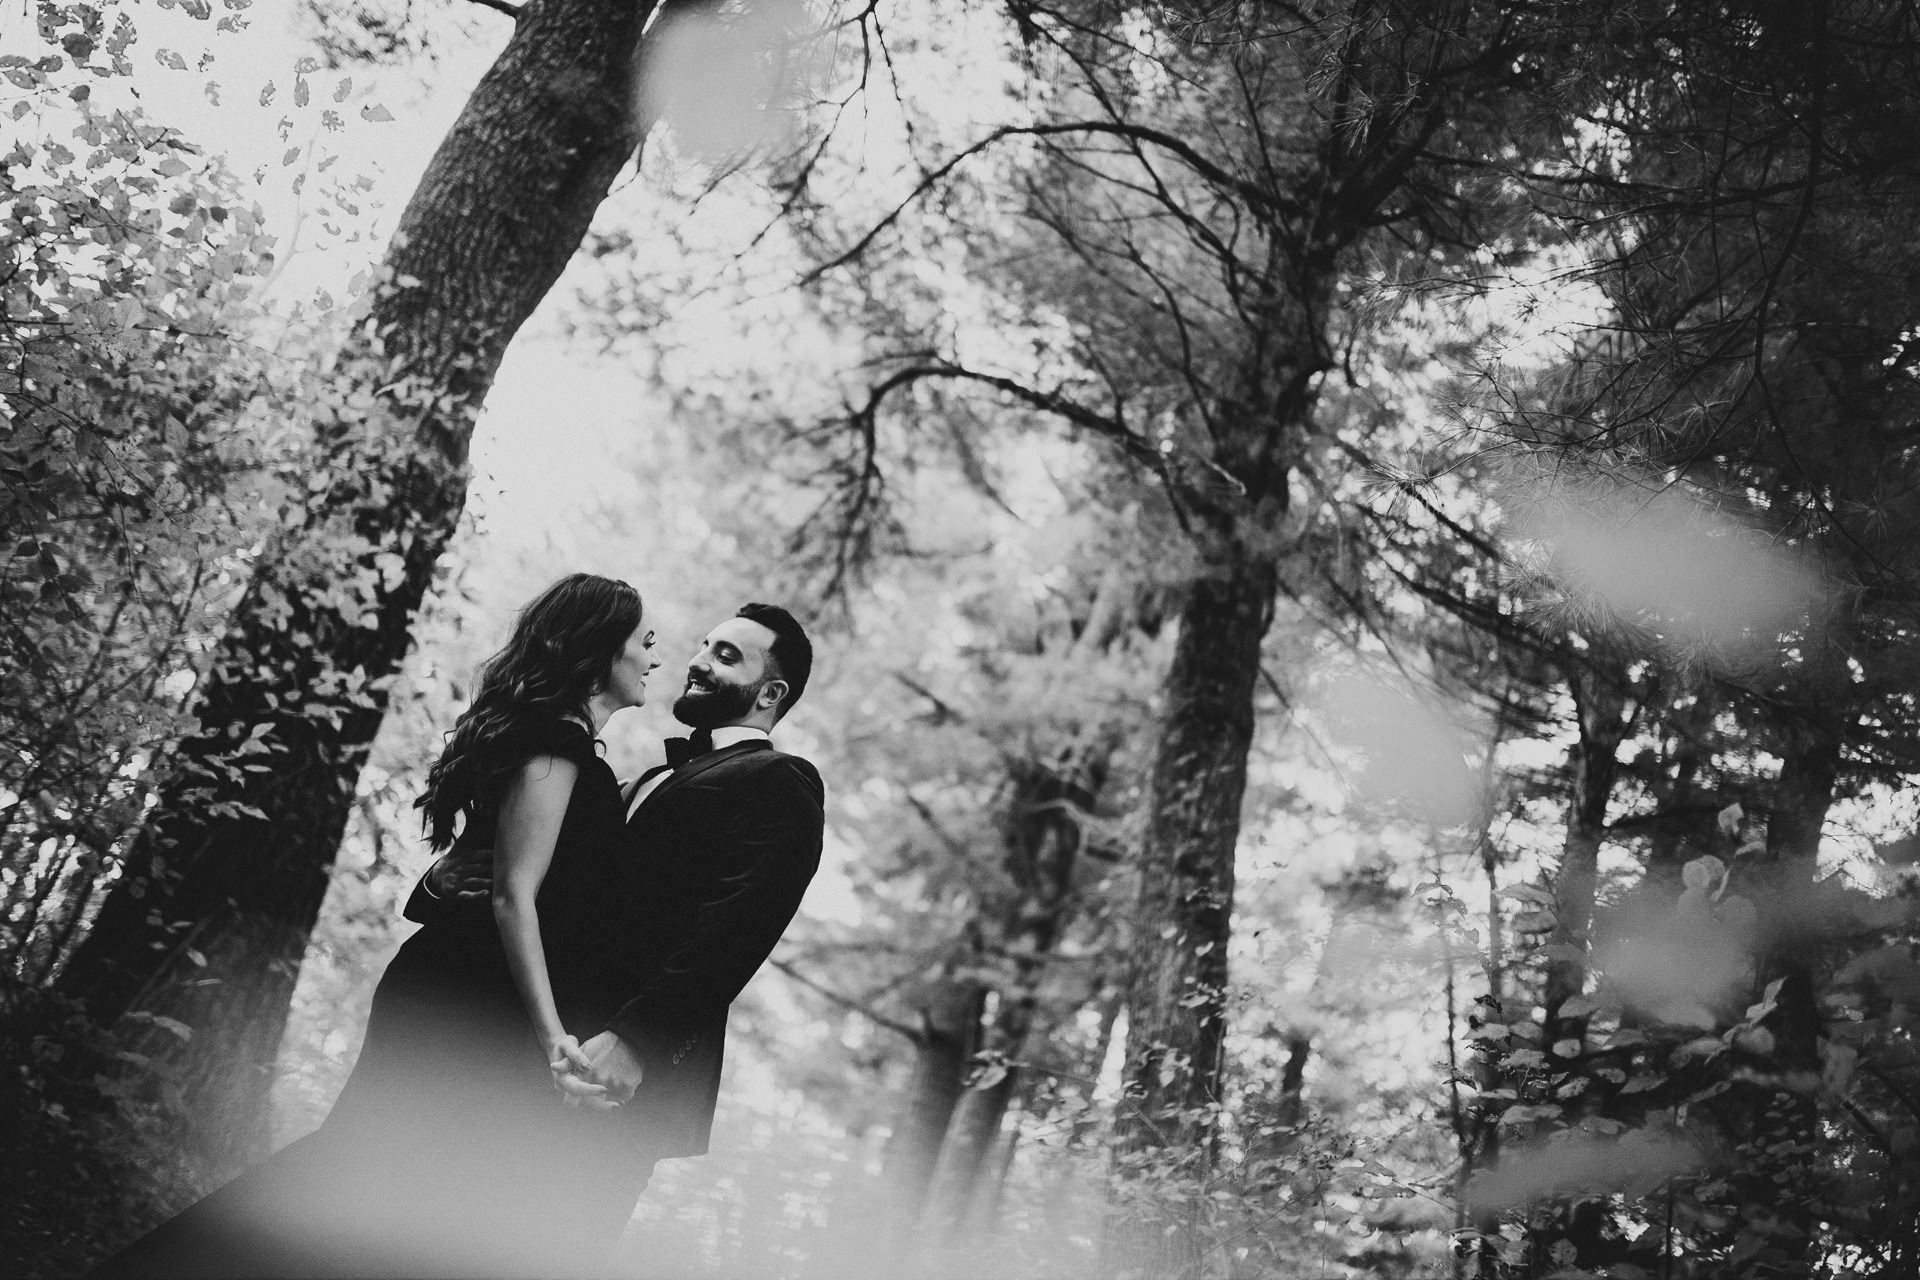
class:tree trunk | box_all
[1733,708,1842,1274]
[1544,662,1631,1047]
[1459,800,1510,1279]
[1644,685,1713,894]
[1541,664,1633,1280]
[55,0,674,1177]
[1104,551,1276,1278]
[1113,556,1274,1149]
[929,1066,1015,1239]
[938,748,1107,1209]
[1275,1032,1311,1131]
[880,974,985,1233]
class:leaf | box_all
[1498,1102,1560,1127]
[149,1014,194,1042]
[1716,801,1744,835]
[293,75,308,107]
[361,103,394,123]
[1512,910,1557,934]
[333,76,351,102]
[1681,855,1726,891]
[1557,993,1601,1020]
[967,1061,1008,1090]
[1671,1036,1722,1064]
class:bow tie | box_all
[664,730,717,768]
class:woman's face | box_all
[603,624,660,709]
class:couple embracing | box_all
[98,576,825,1279]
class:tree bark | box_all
[1540,664,1634,1280]
[1114,554,1275,1143]
[1103,551,1276,1279]
[1544,661,1631,1048]
[880,970,985,1231]
[55,0,672,1177]
[1732,707,1842,1274]
[932,750,1107,1223]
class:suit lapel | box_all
[630,739,770,820]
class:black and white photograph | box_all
[7,2,1920,1277]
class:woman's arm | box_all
[491,754,591,1075]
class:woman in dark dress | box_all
[95,574,659,1279]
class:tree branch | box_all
[768,957,922,1041]
[797,119,1305,287]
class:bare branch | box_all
[797,119,1305,287]
[768,957,922,1041]
[852,359,1157,469]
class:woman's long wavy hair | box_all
[416,573,642,851]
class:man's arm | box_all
[604,756,824,1076]
[401,843,494,924]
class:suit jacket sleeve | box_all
[605,755,824,1073]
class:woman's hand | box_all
[546,1033,613,1109]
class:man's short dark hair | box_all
[737,602,811,719]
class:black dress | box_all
[94,718,647,1280]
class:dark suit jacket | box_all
[404,738,825,1160]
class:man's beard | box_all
[673,677,763,728]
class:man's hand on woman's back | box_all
[428,844,495,901]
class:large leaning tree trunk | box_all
[55,0,686,1177]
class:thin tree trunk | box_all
[1734,707,1842,1274]
[1543,661,1631,1051]
[929,744,1112,1237]
[55,0,678,1178]
[881,974,985,1232]
[1463,812,1508,1279]
[1542,663,1633,1280]
[931,1069,1015,1239]
[1644,685,1712,894]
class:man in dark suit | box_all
[407,601,824,1259]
